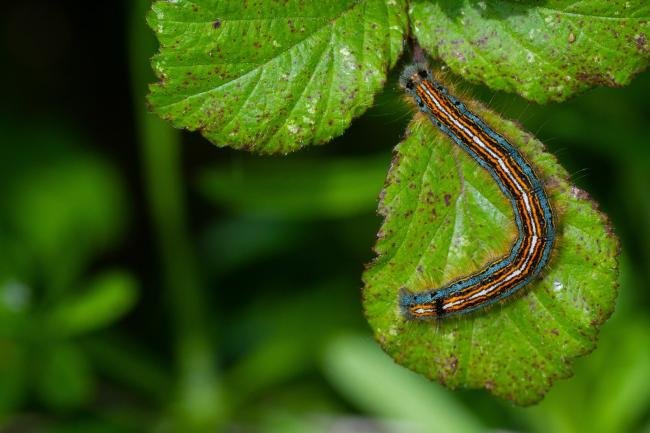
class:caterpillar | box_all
[399,65,556,319]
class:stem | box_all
[127,1,223,429]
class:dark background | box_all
[1,1,648,432]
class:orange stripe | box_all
[417,82,547,247]
[443,237,547,312]
[413,79,549,310]
[416,85,542,239]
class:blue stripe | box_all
[400,71,555,318]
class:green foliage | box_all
[2,0,649,431]
[0,140,128,294]
[148,0,649,150]
[323,334,484,433]
[197,155,388,219]
[36,343,94,410]
[148,0,407,153]
[47,271,138,338]
[362,111,619,405]
[522,307,650,433]
[143,0,643,407]
[0,125,138,414]
[410,0,650,103]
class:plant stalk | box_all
[127,1,224,430]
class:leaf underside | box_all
[147,0,407,153]
[362,107,619,406]
[410,0,650,103]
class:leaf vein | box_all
[154,1,367,110]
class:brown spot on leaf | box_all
[576,72,618,87]
[475,35,489,47]
[569,186,590,200]
[444,193,452,206]
[446,356,459,374]
[212,19,221,29]
[634,33,648,52]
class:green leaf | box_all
[522,313,650,433]
[323,334,485,433]
[197,155,388,219]
[148,0,407,153]
[0,340,27,412]
[7,154,128,293]
[410,0,650,103]
[36,343,94,410]
[47,271,138,338]
[516,258,650,433]
[362,107,619,405]
[224,280,359,401]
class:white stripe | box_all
[443,236,539,309]
[418,84,542,311]
[423,85,537,239]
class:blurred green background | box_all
[1,1,648,432]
